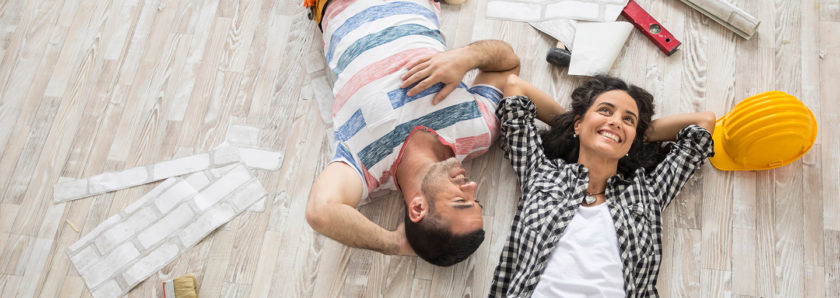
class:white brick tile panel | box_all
[67,214,123,252]
[487,1,543,22]
[184,171,211,189]
[54,147,240,202]
[544,1,600,20]
[68,163,265,297]
[152,180,199,214]
[91,280,122,298]
[137,204,195,249]
[238,147,284,171]
[193,164,252,210]
[94,207,157,254]
[124,178,178,214]
[228,179,268,213]
[178,204,237,248]
[152,153,210,179]
[122,242,179,286]
[248,197,266,212]
[79,242,141,288]
[211,144,241,166]
[88,167,149,194]
[486,0,628,23]
[68,246,99,274]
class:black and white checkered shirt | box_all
[490,96,714,297]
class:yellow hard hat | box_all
[710,91,817,171]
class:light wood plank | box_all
[669,228,701,297]
[825,231,840,297]
[0,0,835,297]
[700,269,732,298]
[821,21,840,231]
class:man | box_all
[304,0,523,266]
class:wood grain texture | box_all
[0,0,835,297]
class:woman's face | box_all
[574,90,639,161]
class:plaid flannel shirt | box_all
[489,96,714,297]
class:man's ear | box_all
[407,195,428,223]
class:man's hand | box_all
[391,222,417,256]
[400,48,473,105]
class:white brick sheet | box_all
[487,0,628,23]
[153,153,210,179]
[238,147,284,171]
[122,242,179,286]
[178,204,237,247]
[152,180,199,214]
[137,204,194,249]
[54,147,240,202]
[91,280,122,298]
[81,242,141,288]
[68,164,265,298]
[193,165,252,210]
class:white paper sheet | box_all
[568,21,633,76]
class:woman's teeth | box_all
[600,131,620,142]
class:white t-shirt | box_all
[532,203,625,298]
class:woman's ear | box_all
[573,115,581,135]
[407,195,428,223]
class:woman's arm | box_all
[502,74,565,124]
[645,112,716,142]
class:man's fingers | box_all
[407,78,434,96]
[432,83,458,105]
[402,57,430,79]
[402,61,428,80]
[405,55,432,73]
[401,68,431,89]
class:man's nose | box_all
[460,181,478,194]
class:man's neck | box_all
[395,130,454,199]
[577,151,618,194]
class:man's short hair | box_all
[403,200,485,266]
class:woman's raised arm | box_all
[645,112,716,142]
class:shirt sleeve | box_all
[648,124,715,211]
[495,95,550,186]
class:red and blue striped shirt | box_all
[323,0,502,200]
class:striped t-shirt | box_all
[323,0,502,200]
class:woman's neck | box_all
[577,152,618,194]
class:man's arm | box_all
[305,163,415,255]
[645,112,716,142]
[400,40,520,104]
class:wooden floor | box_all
[0,0,838,297]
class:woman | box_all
[490,75,716,297]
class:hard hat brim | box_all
[709,119,748,171]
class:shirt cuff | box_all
[496,95,537,120]
[676,124,715,158]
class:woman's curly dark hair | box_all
[541,75,667,177]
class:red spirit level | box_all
[621,0,680,56]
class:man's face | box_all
[421,157,484,235]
